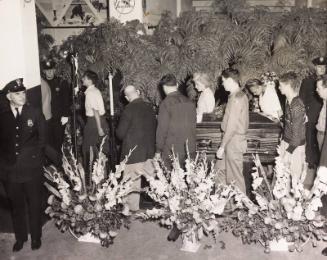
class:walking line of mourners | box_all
[0,56,326,255]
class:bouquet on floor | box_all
[138,150,234,245]
[44,136,134,247]
[223,148,327,253]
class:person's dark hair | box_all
[279,71,298,90]
[221,68,240,83]
[317,74,327,88]
[160,74,177,87]
[245,78,263,89]
[83,70,99,85]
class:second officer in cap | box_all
[41,59,71,154]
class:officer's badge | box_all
[27,119,33,127]
[56,87,60,92]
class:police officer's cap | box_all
[312,56,327,66]
[3,78,26,94]
[41,59,56,70]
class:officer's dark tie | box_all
[15,107,20,121]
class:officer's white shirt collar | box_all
[10,104,23,117]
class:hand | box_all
[61,117,69,125]
[154,153,161,160]
[98,128,105,137]
[216,147,224,159]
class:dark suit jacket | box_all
[116,98,156,164]
[156,91,196,166]
[0,104,46,182]
[299,76,323,124]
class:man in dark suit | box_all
[315,74,327,256]
[0,79,46,252]
[155,74,196,168]
[116,85,156,211]
[41,59,71,154]
[299,57,326,168]
[155,74,196,242]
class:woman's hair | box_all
[83,70,99,85]
[279,71,298,90]
[317,74,327,88]
[221,68,240,83]
[245,78,263,89]
[160,73,177,86]
[193,72,211,88]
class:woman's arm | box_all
[93,109,105,136]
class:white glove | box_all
[61,117,69,125]
[216,146,224,159]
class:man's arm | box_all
[116,108,131,140]
[36,108,46,150]
[61,79,71,117]
[221,97,243,148]
[156,103,169,154]
[286,101,306,153]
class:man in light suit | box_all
[0,79,45,252]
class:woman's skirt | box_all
[82,115,109,167]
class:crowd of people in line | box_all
[0,56,327,254]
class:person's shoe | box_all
[322,247,327,256]
[167,224,180,242]
[12,240,25,252]
[31,239,41,250]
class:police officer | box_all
[299,56,327,168]
[41,59,71,153]
[0,79,46,252]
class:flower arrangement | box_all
[44,137,135,247]
[138,151,234,249]
[223,149,327,253]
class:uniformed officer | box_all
[0,79,46,252]
[216,68,249,194]
[299,56,326,168]
[41,59,71,153]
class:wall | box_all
[0,0,40,89]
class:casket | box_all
[196,112,282,163]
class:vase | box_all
[180,231,201,253]
[69,228,100,244]
[269,238,292,251]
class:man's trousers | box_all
[216,134,247,194]
[8,176,42,242]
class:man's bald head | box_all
[124,85,140,103]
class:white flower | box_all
[304,209,316,220]
[254,192,268,211]
[211,197,228,215]
[168,196,180,213]
[252,177,263,190]
[291,203,303,221]
[307,197,323,211]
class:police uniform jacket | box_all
[0,103,46,182]
[45,77,71,119]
